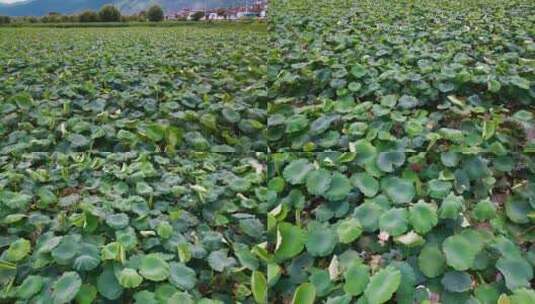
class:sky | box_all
[0,0,26,3]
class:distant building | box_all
[165,8,192,20]
[163,1,267,21]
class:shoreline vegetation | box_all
[0,20,266,29]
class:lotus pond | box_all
[1,153,268,303]
[266,0,534,303]
[0,24,268,153]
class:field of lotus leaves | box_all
[1,0,534,303]
[0,25,267,153]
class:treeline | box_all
[0,5,165,25]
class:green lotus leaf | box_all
[229,176,252,192]
[305,224,337,257]
[268,264,281,287]
[351,173,379,197]
[105,213,129,230]
[36,187,57,207]
[351,64,367,78]
[472,199,497,221]
[380,95,397,108]
[310,115,339,135]
[75,284,97,304]
[101,242,123,261]
[389,261,416,304]
[168,291,195,304]
[354,140,377,166]
[394,231,425,247]
[239,218,263,240]
[68,133,90,148]
[409,201,438,234]
[427,179,452,199]
[364,266,401,304]
[200,113,217,131]
[136,182,153,195]
[283,159,314,185]
[16,275,44,299]
[275,223,305,260]
[487,79,501,92]
[156,221,174,239]
[509,288,535,304]
[354,201,383,231]
[439,128,464,143]
[52,272,82,304]
[286,115,309,133]
[73,253,100,272]
[348,82,362,92]
[116,228,138,250]
[474,283,500,304]
[97,268,123,300]
[292,282,316,304]
[305,169,332,196]
[10,92,34,109]
[324,295,352,304]
[492,236,524,258]
[37,235,62,254]
[376,151,405,173]
[268,177,286,193]
[496,256,533,291]
[336,218,362,244]
[117,268,143,288]
[169,262,197,290]
[140,254,170,281]
[0,191,33,210]
[207,249,237,272]
[324,173,351,201]
[441,271,472,293]
[443,234,479,271]
[379,208,409,236]
[156,284,179,303]
[251,271,267,304]
[310,270,333,297]
[281,189,306,209]
[5,238,31,262]
[439,193,464,219]
[343,263,369,296]
[505,197,531,224]
[222,108,240,123]
[398,95,419,109]
[510,76,530,90]
[441,152,460,167]
[133,290,158,304]
[513,110,533,121]
[418,245,446,278]
[381,177,415,204]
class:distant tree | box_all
[99,5,121,22]
[138,10,147,21]
[190,11,204,21]
[42,12,61,23]
[60,15,74,23]
[147,5,164,22]
[0,16,10,25]
[79,11,99,22]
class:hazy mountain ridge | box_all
[0,0,237,16]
